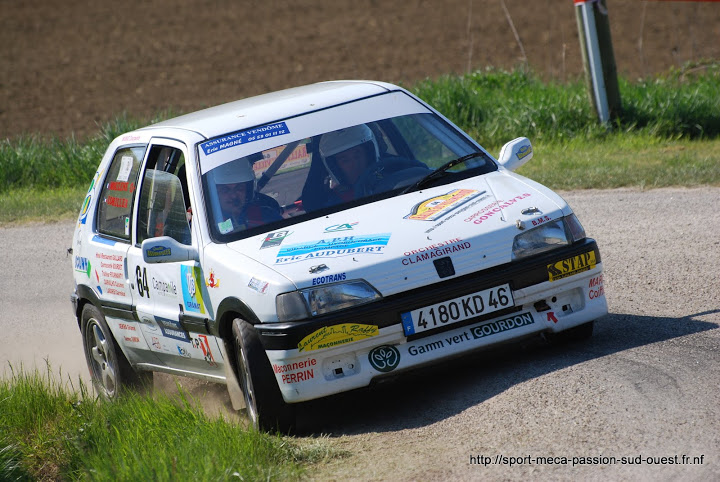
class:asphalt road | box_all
[1,187,718,480]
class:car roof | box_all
[139,80,401,141]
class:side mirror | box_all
[141,236,198,264]
[497,137,533,171]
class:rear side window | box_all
[97,146,145,240]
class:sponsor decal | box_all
[406,312,535,356]
[151,336,162,350]
[156,316,190,342]
[121,134,142,142]
[95,251,126,297]
[422,193,489,234]
[405,189,485,221]
[74,256,92,277]
[248,277,269,294]
[192,335,217,367]
[276,234,391,265]
[261,230,291,249]
[118,323,136,332]
[408,337,458,356]
[146,245,171,258]
[588,274,605,300]
[547,251,597,281]
[464,193,532,225]
[181,266,205,313]
[106,196,129,209]
[123,336,141,343]
[200,122,290,156]
[530,215,551,227]
[78,169,102,226]
[205,270,220,288]
[273,358,317,384]
[108,181,135,192]
[139,316,159,333]
[469,312,535,339]
[298,323,379,352]
[547,312,558,323]
[368,345,400,373]
[324,222,358,232]
[177,345,191,358]
[401,238,471,266]
[516,144,532,160]
[151,277,177,298]
[312,272,347,285]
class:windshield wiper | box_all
[402,151,487,194]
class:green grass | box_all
[0,186,87,224]
[0,63,718,225]
[0,365,336,481]
[518,135,720,190]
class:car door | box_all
[127,139,224,378]
[90,144,157,364]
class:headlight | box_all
[276,280,382,321]
[512,214,586,260]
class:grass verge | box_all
[0,365,337,481]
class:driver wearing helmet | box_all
[319,124,380,203]
[208,158,282,233]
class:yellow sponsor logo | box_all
[298,323,379,352]
[547,251,597,281]
[405,189,482,221]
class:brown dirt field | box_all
[2,0,719,141]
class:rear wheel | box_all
[232,318,295,433]
[81,304,152,399]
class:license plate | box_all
[401,283,513,336]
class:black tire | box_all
[232,318,295,433]
[545,320,594,345]
[80,304,152,399]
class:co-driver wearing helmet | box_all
[208,158,282,233]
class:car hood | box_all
[227,171,568,296]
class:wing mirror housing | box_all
[142,236,198,264]
[497,137,533,171]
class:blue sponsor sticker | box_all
[200,122,290,156]
[156,316,190,342]
[276,234,391,264]
[146,245,171,258]
[74,256,92,277]
[180,266,205,313]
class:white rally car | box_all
[70,80,607,432]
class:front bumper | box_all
[258,239,608,403]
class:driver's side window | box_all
[136,146,192,245]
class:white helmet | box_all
[209,158,255,185]
[319,124,379,185]
[208,157,256,208]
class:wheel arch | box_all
[74,284,101,330]
[214,296,262,344]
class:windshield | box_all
[200,92,496,242]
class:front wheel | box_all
[80,304,152,399]
[232,318,295,433]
